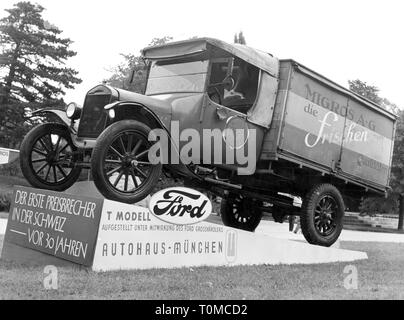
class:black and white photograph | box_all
[0,0,404,306]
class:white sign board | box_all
[0,148,10,165]
[92,199,368,271]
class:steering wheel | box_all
[207,74,236,105]
[222,75,236,91]
[208,75,236,91]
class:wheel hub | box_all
[320,211,331,223]
[122,154,134,167]
[46,151,57,164]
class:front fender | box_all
[104,101,171,133]
[32,109,77,132]
[105,101,201,180]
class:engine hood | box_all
[104,86,203,121]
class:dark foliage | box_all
[0,1,81,148]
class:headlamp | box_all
[66,102,81,120]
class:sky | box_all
[1,0,404,108]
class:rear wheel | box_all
[20,123,82,191]
[91,120,162,204]
[220,193,262,231]
[300,183,345,247]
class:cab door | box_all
[200,59,278,175]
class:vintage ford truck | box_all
[19,38,396,246]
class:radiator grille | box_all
[77,94,111,138]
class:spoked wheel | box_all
[314,195,339,236]
[91,120,162,204]
[20,123,82,191]
[220,193,262,232]
[300,183,345,247]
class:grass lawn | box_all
[1,235,404,300]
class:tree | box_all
[234,31,246,45]
[348,79,382,105]
[387,106,404,196]
[390,110,404,228]
[105,53,148,93]
[348,79,399,114]
[148,36,173,48]
[104,36,173,93]
[0,1,81,147]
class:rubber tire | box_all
[91,120,162,204]
[20,123,82,191]
[300,183,345,247]
[220,195,262,232]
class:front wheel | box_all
[300,183,345,247]
[220,194,262,231]
[20,123,82,191]
[91,120,162,204]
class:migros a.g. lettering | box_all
[305,84,376,131]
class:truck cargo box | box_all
[261,60,396,193]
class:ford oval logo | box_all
[149,187,212,225]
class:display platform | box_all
[1,182,368,271]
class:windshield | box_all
[146,59,209,95]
